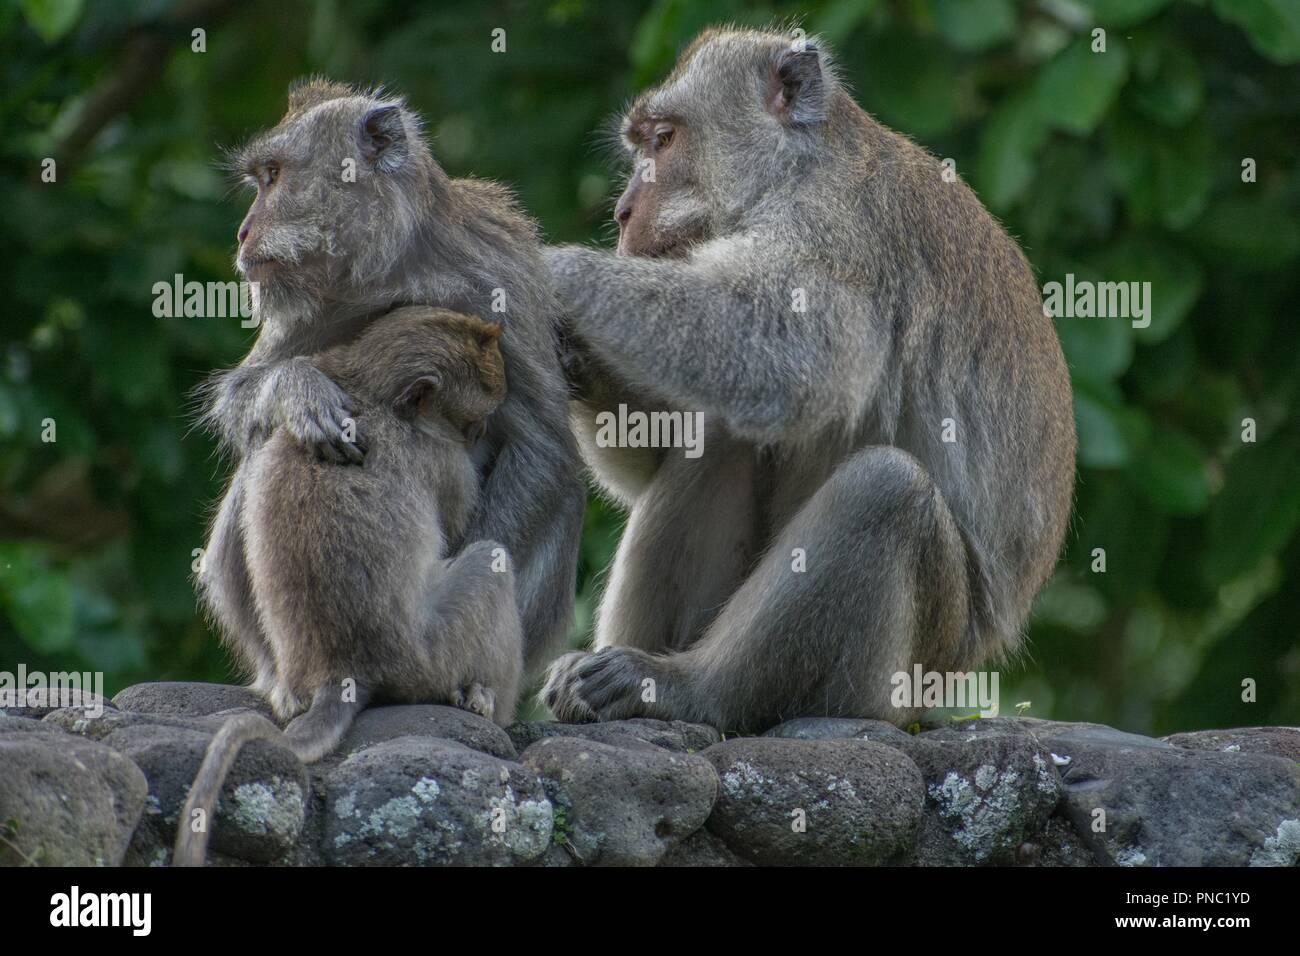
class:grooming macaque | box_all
[200,79,583,674]
[543,28,1076,731]
[175,307,520,867]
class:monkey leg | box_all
[546,446,975,732]
[197,468,277,695]
[421,540,524,726]
[592,424,759,655]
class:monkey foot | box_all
[541,647,672,723]
[453,683,496,721]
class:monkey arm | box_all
[201,339,362,464]
[464,387,585,671]
[545,244,881,444]
[200,361,274,455]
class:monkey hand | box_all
[452,683,497,721]
[541,646,673,723]
[556,321,602,401]
[265,358,367,465]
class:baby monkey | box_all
[174,306,522,867]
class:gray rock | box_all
[0,731,148,865]
[534,842,578,867]
[1013,814,1097,867]
[1036,723,1173,752]
[921,716,1170,751]
[765,717,915,748]
[43,706,239,741]
[113,681,273,719]
[1163,727,1300,762]
[1043,731,1300,866]
[1,691,114,720]
[702,737,923,866]
[508,718,720,754]
[659,828,753,867]
[103,723,307,866]
[339,705,515,760]
[0,715,67,735]
[521,736,718,866]
[323,736,551,866]
[905,732,1063,865]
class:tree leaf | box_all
[1129,41,1204,127]
[0,542,75,652]
[976,92,1047,211]
[812,0,882,45]
[933,0,1015,52]
[1033,37,1130,136]
[1205,431,1300,581]
[1105,109,1213,229]
[1073,381,1150,469]
[1127,429,1212,515]
[1212,0,1300,64]
[20,0,82,44]
[1076,0,1175,29]
[860,31,958,137]
[1093,235,1203,344]
[1190,196,1300,272]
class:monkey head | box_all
[229,79,442,310]
[613,28,840,258]
[336,307,506,440]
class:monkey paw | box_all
[541,647,666,723]
[453,683,496,721]
[277,361,367,465]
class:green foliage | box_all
[1,0,1297,733]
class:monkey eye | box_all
[258,164,280,188]
[653,125,674,151]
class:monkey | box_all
[541,27,1076,734]
[174,306,521,867]
[196,79,584,689]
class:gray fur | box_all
[199,79,583,670]
[177,307,522,867]
[542,28,1075,733]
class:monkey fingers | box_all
[540,650,598,722]
[549,646,666,723]
[452,683,496,721]
[298,400,366,465]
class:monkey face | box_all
[229,80,435,301]
[615,112,710,258]
[614,30,836,257]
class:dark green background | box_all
[2,0,1298,732]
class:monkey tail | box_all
[282,683,372,762]
[171,684,371,867]
[172,711,282,867]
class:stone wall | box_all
[2,682,1297,867]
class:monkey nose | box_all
[614,200,632,226]
[237,222,250,245]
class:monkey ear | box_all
[771,43,827,126]
[393,373,440,419]
[360,104,408,172]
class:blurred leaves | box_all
[19,0,82,44]
[1211,0,1300,64]
[932,0,1014,52]
[1034,37,1129,136]
[1,0,1297,731]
